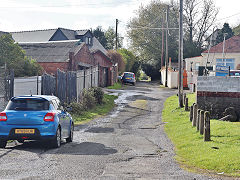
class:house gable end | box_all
[49,28,69,41]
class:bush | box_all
[68,101,84,115]
[67,88,104,114]
[91,87,104,104]
[82,89,96,109]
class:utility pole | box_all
[178,0,184,107]
[165,5,169,87]
[161,17,165,84]
[222,33,227,61]
[115,19,119,51]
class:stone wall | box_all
[197,76,240,119]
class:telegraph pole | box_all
[165,5,169,87]
[178,0,184,107]
[115,19,119,50]
[161,17,165,84]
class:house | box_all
[19,40,95,74]
[10,28,115,86]
[186,35,240,73]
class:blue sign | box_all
[216,65,229,76]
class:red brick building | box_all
[14,28,116,86]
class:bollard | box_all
[196,109,201,131]
[190,105,193,122]
[192,104,197,126]
[185,97,189,111]
[183,93,186,105]
[204,111,211,141]
[199,110,204,135]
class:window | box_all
[85,37,91,45]
[6,98,49,111]
[195,63,200,71]
[216,58,235,70]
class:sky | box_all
[0,0,240,46]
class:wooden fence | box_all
[41,66,99,103]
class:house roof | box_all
[203,35,240,53]
[89,37,108,55]
[11,29,57,42]
[10,28,90,43]
[59,28,76,40]
[19,40,83,63]
[75,30,89,36]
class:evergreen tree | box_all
[216,23,234,44]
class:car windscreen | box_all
[124,73,134,78]
[6,98,49,111]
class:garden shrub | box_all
[82,88,96,109]
[68,101,84,115]
[91,87,104,104]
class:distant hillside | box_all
[233,24,240,35]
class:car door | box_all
[51,99,64,133]
[55,99,69,138]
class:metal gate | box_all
[0,67,14,111]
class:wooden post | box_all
[183,93,186,105]
[196,109,201,131]
[192,103,197,126]
[190,105,193,122]
[204,111,211,141]
[184,97,188,111]
[199,110,204,135]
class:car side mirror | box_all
[66,107,72,112]
[60,106,64,111]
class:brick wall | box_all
[197,76,240,118]
[93,51,113,68]
[70,44,95,71]
[39,62,69,75]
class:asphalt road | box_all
[0,82,229,179]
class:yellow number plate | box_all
[15,129,35,134]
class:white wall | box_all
[161,69,178,89]
[14,76,41,96]
[185,56,205,72]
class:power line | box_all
[130,26,179,30]
[216,12,240,22]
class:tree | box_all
[105,27,123,50]
[118,49,136,72]
[216,23,234,44]
[127,1,179,79]
[118,48,141,78]
[183,0,218,57]
[93,26,107,48]
[0,34,42,77]
[107,50,125,74]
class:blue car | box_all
[121,72,136,85]
[0,95,74,148]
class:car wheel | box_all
[66,123,74,143]
[0,140,7,148]
[52,127,61,148]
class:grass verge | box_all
[72,94,117,125]
[162,93,240,177]
[107,82,123,89]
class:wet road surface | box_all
[0,82,228,179]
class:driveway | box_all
[0,82,227,179]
